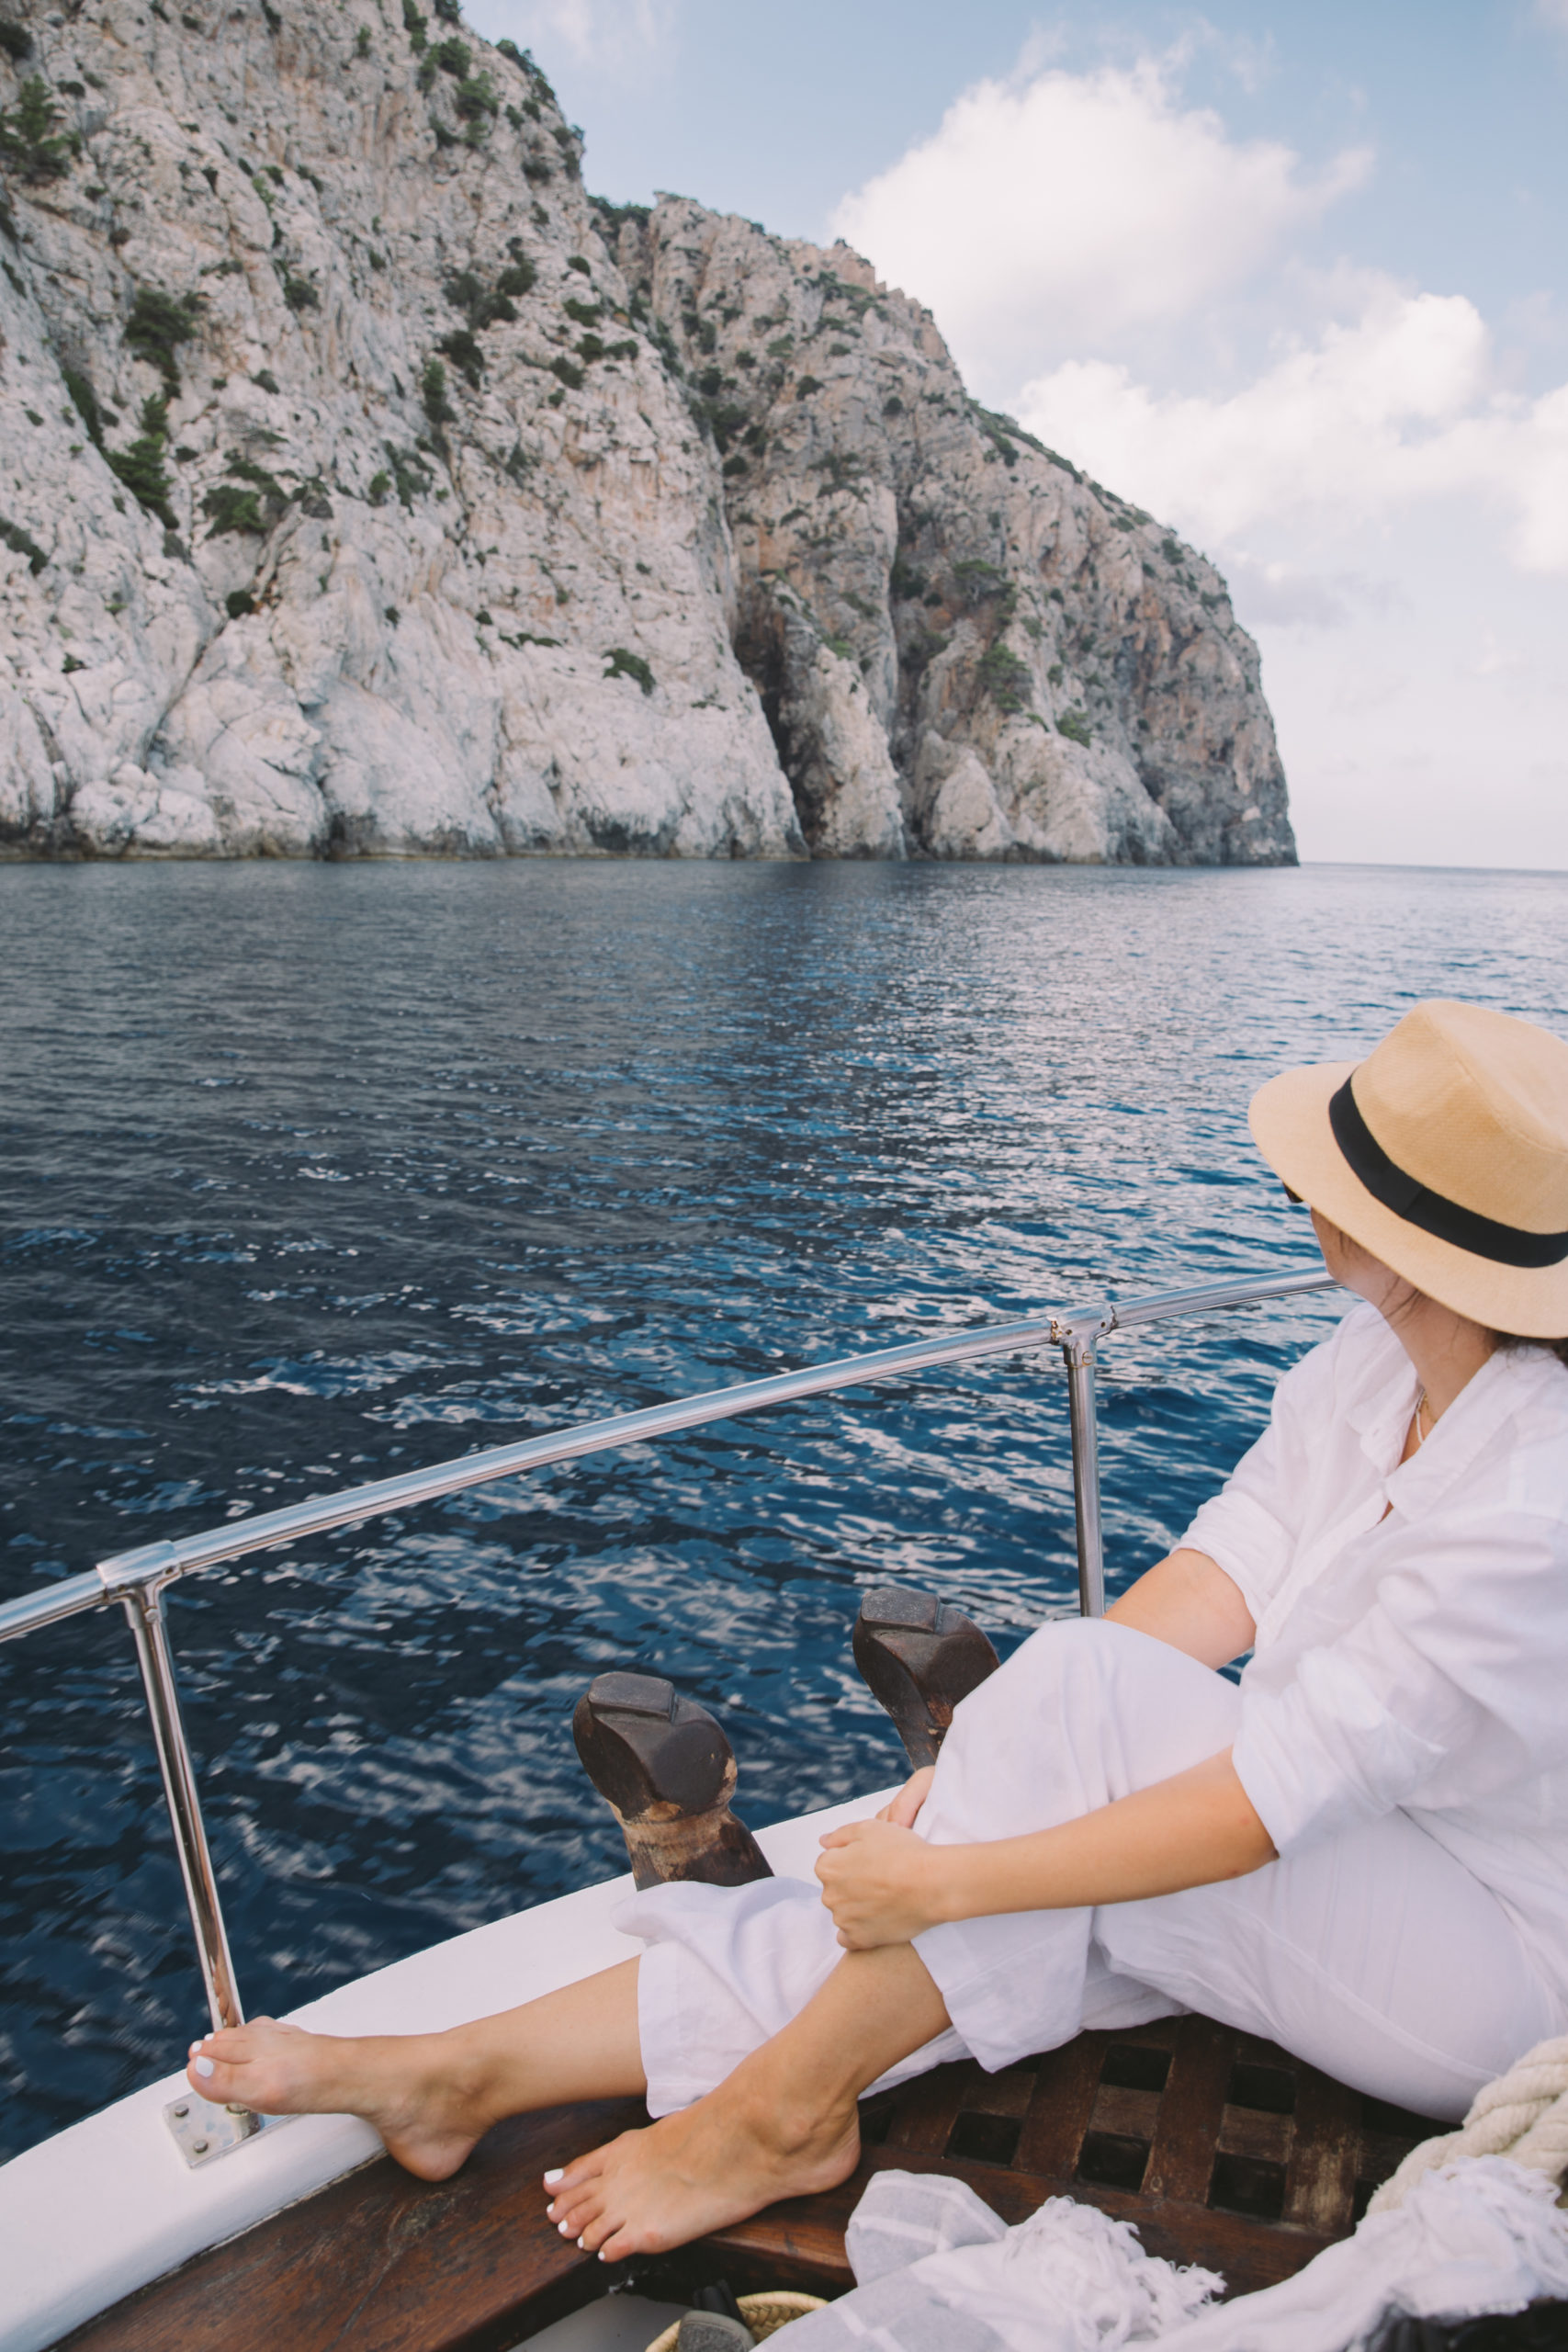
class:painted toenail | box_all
[194,2057,215,2077]
[543,2166,563,2185]
[558,2221,571,2235]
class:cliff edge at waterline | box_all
[0,2,1296,864]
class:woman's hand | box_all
[876,1766,935,1828]
[816,1816,950,1949]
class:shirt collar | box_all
[1342,1309,1419,1468]
[1382,1342,1525,1518]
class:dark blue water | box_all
[2,858,1562,2161]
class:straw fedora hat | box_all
[1248,1000,1568,1339]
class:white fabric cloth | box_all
[1187,1306,1568,2004]
[782,2170,1220,2351]
[778,2159,1568,2352]
[625,1619,1559,2121]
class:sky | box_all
[463,0,1568,871]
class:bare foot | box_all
[543,2076,860,2261]
[186,2017,487,2180]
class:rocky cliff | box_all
[0,1,1296,863]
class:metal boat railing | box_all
[0,1264,1335,2129]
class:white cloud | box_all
[469,0,672,70]
[829,57,1368,385]
[829,42,1567,865]
[1015,288,1568,574]
[1219,556,1398,631]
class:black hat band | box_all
[1328,1079,1568,1271]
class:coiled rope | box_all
[1370,2032,1568,2213]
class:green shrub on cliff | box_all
[952,558,1006,604]
[201,452,288,537]
[125,287,202,391]
[421,356,456,424]
[0,77,81,182]
[446,268,483,312]
[1,513,47,572]
[1057,708,1093,747]
[455,74,497,135]
[589,194,649,241]
[603,647,654,695]
[438,326,483,385]
[107,395,176,528]
[383,444,432,508]
[202,485,262,534]
[977,642,1033,715]
[63,367,104,447]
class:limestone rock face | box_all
[616,202,1294,865]
[0,4,1294,865]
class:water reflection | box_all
[1,857,1562,2154]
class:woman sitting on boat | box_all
[187,998,1568,2267]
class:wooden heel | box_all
[571,1670,773,1892]
[852,1585,1000,1768]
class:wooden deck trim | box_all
[59,2019,1443,2348]
[57,2098,643,2352]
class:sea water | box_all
[1,857,1562,2157]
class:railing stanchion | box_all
[121,1583,245,2035]
[1063,1336,1106,1618]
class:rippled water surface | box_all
[2,858,1562,2157]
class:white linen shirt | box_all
[1182,1303,1568,2001]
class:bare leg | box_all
[547,1942,950,2260]
[185,1959,645,2181]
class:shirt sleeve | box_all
[1232,1495,1568,1857]
[1178,1317,1352,1625]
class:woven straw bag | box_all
[643,2289,829,2349]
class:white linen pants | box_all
[620,1620,1559,2124]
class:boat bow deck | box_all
[58,2016,1443,2349]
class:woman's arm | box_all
[818,1748,1275,1949]
[1106,1546,1257,1668]
[863,1551,1258,1858]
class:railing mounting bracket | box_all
[164,2092,288,2168]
